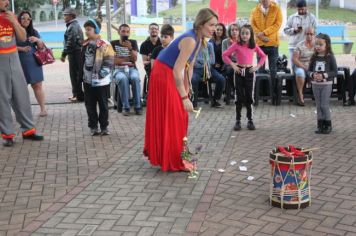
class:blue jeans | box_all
[113,67,141,110]
[192,67,225,102]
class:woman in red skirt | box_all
[144,8,218,171]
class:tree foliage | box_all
[14,0,47,11]
[321,0,331,8]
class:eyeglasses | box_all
[21,17,32,21]
[305,33,314,36]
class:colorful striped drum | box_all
[269,147,313,209]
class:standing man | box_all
[140,23,161,77]
[139,23,161,100]
[0,0,43,147]
[284,0,316,68]
[251,0,283,105]
[60,8,84,102]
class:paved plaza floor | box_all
[0,60,356,236]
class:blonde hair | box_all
[193,8,218,31]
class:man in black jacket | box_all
[61,8,84,102]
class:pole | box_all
[123,0,126,24]
[280,0,287,37]
[11,0,14,12]
[54,4,58,28]
[316,0,319,25]
[106,0,112,41]
[182,0,186,31]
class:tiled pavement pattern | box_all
[0,100,352,236]
[0,57,354,236]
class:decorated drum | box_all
[269,146,313,209]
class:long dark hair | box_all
[212,23,227,42]
[18,11,36,37]
[239,24,256,49]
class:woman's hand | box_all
[183,98,194,112]
[28,36,39,43]
[19,46,31,53]
[231,64,241,74]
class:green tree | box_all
[14,0,46,11]
[321,0,331,8]
[147,0,152,14]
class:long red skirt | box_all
[143,60,188,171]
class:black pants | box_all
[258,46,279,102]
[68,49,84,99]
[348,69,356,101]
[84,84,110,129]
[235,69,255,121]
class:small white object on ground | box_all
[239,166,247,171]
[218,169,225,173]
[290,113,296,118]
[247,176,254,181]
[230,161,237,166]
[241,160,248,164]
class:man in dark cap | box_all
[283,0,316,68]
[61,8,84,102]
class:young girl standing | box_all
[222,24,266,131]
[308,33,338,134]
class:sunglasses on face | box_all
[21,17,32,21]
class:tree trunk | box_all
[97,0,103,21]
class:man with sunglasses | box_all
[0,0,43,147]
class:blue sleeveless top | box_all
[157,29,200,68]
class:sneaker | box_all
[135,108,143,115]
[122,109,130,116]
[23,133,44,141]
[211,100,223,108]
[69,97,78,102]
[90,128,100,136]
[3,138,13,147]
[101,128,110,135]
[247,120,256,130]
[234,120,241,131]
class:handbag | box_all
[33,45,55,65]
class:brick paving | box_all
[0,59,355,236]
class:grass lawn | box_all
[159,0,356,23]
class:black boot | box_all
[234,120,241,131]
[247,120,256,130]
[315,120,323,134]
[322,120,332,134]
